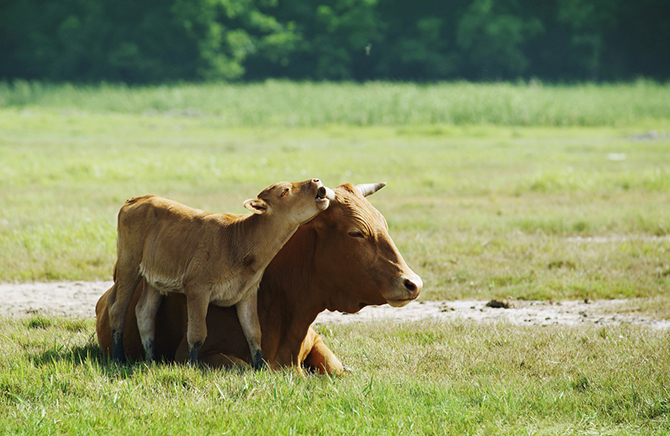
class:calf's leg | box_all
[135,284,163,362]
[235,290,266,370]
[185,291,210,365]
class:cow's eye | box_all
[280,188,290,198]
[348,231,365,239]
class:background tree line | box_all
[1,0,668,84]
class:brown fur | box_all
[97,183,422,374]
[106,179,332,366]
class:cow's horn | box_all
[355,182,386,197]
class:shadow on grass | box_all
[26,339,157,378]
[20,317,253,377]
[26,338,241,379]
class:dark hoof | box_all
[111,329,126,364]
[252,349,267,370]
[188,341,203,366]
[143,339,157,362]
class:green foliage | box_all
[0,0,297,83]
[1,0,669,82]
[457,0,544,79]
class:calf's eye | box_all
[348,231,364,239]
[281,188,289,197]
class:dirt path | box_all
[1,281,669,329]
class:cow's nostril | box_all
[312,178,320,184]
[404,279,417,292]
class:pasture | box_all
[1,81,670,433]
[1,316,669,434]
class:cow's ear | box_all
[244,198,268,214]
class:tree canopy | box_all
[1,0,668,83]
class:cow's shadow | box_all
[29,341,141,378]
[28,336,242,378]
[27,331,168,378]
[30,341,102,367]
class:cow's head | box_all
[308,183,422,312]
[244,178,335,224]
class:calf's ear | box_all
[244,198,268,214]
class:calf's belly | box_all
[210,273,262,306]
[139,263,262,307]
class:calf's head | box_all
[244,178,334,224]
[309,183,422,312]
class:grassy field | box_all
[1,82,669,433]
[2,80,670,127]
[1,82,669,301]
[1,316,669,434]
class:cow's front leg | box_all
[303,328,345,376]
[185,291,210,365]
[135,283,163,362]
[235,289,266,370]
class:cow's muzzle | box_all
[387,274,423,307]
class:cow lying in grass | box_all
[97,183,422,374]
[106,179,334,368]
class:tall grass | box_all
[1,80,670,127]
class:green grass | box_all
[1,102,669,301]
[1,316,669,434]
[2,80,670,127]
[2,81,670,434]
[1,81,669,300]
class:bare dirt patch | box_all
[0,281,113,318]
[315,299,670,329]
[1,281,669,329]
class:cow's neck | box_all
[256,226,327,364]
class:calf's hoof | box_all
[111,330,126,364]
[252,350,267,370]
[143,339,157,362]
[187,341,203,366]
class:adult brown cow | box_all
[96,183,422,374]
